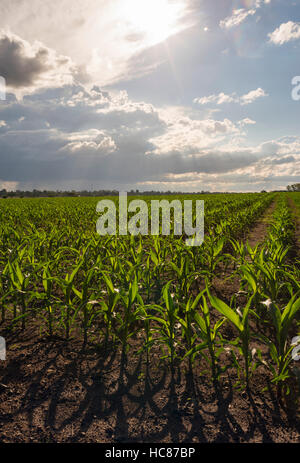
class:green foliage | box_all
[0,192,299,396]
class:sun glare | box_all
[120,0,186,47]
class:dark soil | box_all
[246,200,277,249]
[212,199,277,301]
[288,197,300,259]
[1,200,299,444]
[0,327,299,444]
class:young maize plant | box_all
[57,260,83,340]
[71,266,98,346]
[202,234,226,283]
[144,281,182,369]
[115,276,143,360]
[100,272,120,348]
[168,250,196,303]
[40,264,55,336]
[7,258,31,330]
[148,236,168,302]
[257,295,300,395]
[1,191,299,399]
[182,293,226,382]
[208,290,255,387]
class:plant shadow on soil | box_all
[0,326,299,443]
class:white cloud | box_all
[62,135,116,155]
[194,88,268,106]
[0,180,18,191]
[240,88,268,105]
[0,30,76,97]
[268,21,300,45]
[220,8,256,29]
[220,1,272,30]
[0,83,298,193]
[147,106,241,155]
[0,0,190,87]
[239,118,256,126]
[194,93,236,105]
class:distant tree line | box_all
[0,189,214,198]
[1,188,289,198]
[287,183,300,192]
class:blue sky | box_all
[0,0,300,192]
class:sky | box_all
[0,0,300,192]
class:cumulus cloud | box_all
[220,1,271,30]
[194,88,268,106]
[0,83,298,193]
[194,93,236,105]
[0,180,18,191]
[268,21,300,45]
[239,118,256,126]
[0,1,298,194]
[240,88,268,105]
[0,0,192,87]
[62,133,116,155]
[220,8,257,29]
[147,107,241,156]
[0,30,75,95]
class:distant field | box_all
[0,192,300,442]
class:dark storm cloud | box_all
[0,83,298,191]
[0,31,74,89]
[0,32,50,87]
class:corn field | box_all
[1,192,300,395]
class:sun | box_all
[120,0,186,47]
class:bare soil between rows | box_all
[288,197,300,260]
[244,199,277,249]
[0,327,299,444]
[1,199,299,444]
[212,199,277,302]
